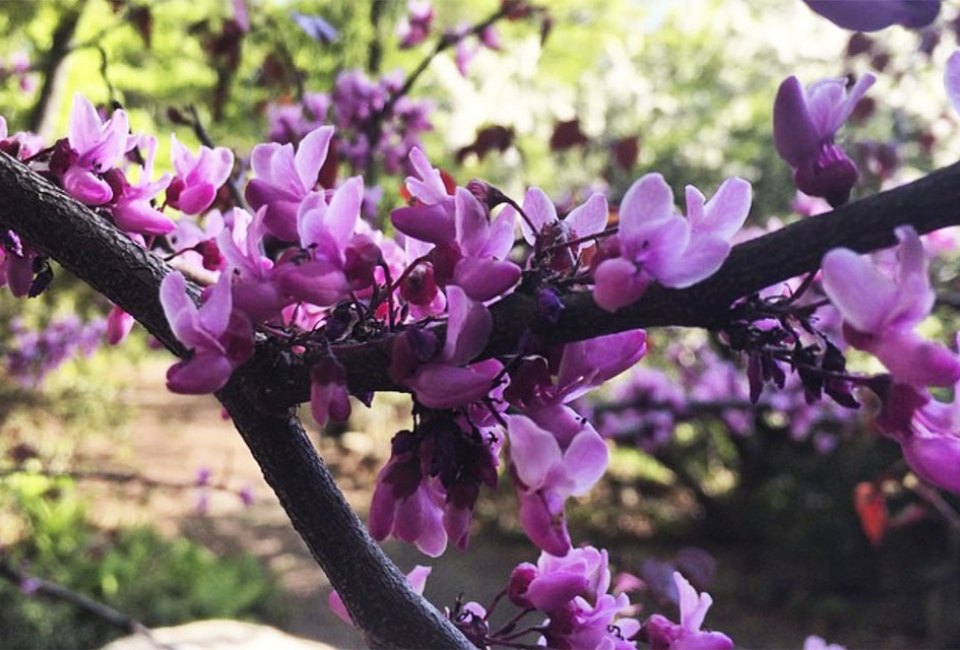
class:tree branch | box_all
[0,151,472,649]
[2,151,960,645]
[252,159,960,406]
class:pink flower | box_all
[774,74,875,206]
[275,177,366,307]
[310,356,351,427]
[61,94,129,206]
[167,134,234,215]
[507,414,608,555]
[329,565,432,625]
[245,126,334,241]
[543,593,640,650]
[509,546,612,612]
[217,208,289,323]
[105,305,135,345]
[108,135,174,236]
[404,285,501,410]
[159,271,254,393]
[593,173,751,311]
[642,572,732,650]
[821,226,960,388]
[396,1,434,48]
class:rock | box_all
[101,619,339,650]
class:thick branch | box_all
[255,159,960,405]
[0,152,472,649]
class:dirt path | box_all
[102,358,532,649]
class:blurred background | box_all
[3,0,960,647]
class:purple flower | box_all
[167,134,234,215]
[310,356,351,427]
[509,546,612,612]
[945,50,960,115]
[593,173,751,311]
[642,572,733,650]
[397,1,434,49]
[507,414,608,555]
[803,0,939,32]
[159,270,254,393]
[274,177,366,307]
[61,94,129,206]
[246,126,335,241]
[821,226,960,388]
[105,305,135,345]
[773,74,875,206]
[108,134,175,236]
[404,285,501,409]
[217,208,289,323]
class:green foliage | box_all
[0,475,283,649]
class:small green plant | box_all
[0,474,284,649]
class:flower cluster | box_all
[5,316,106,387]
[266,69,434,179]
[822,227,960,492]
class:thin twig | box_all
[0,558,173,649]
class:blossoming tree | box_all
[2,0,960,647]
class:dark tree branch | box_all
[2,151,960,645]
[0,152,472,649]
[251,158,960,407]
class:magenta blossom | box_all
[61,94,129,206]
[393,153,520,302]
[509,546,612,612]
[167,134,235,215]
[515,187,608,271]
[245,125,334,241]
[160,271,254,393]
[368,416,501,556]
[217,208,289,323]
[105,305,135,345]
[507,414,608,555]
[822,226,960,388]
[397,1,434,48]
[404,285,501,409]
[874,356,960,495]
[329,565,432,625]
[593,173,751,312]
[642,572,733,650]
[108,134,174,236]
[773,74,875,206]
[275,177,366,307]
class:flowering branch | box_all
[3,145,960,646]
[0,150,472,649]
